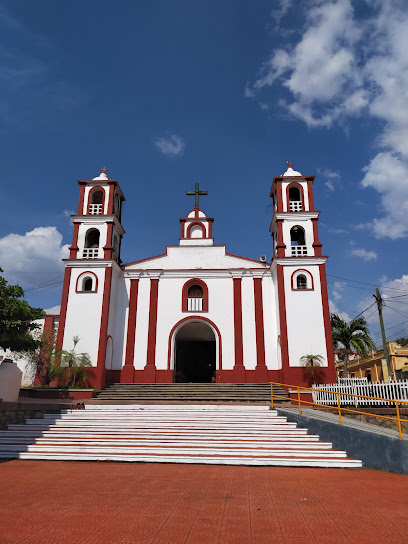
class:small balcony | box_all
[82,248,100,259]
[88,203,103,215]
[187,297,203,311]
[289,201,302,212]
[291,245,307,256]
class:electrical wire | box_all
[327,274,408,293]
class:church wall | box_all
[283,265,328,368]
[261,274,279,370]
[241,275,257,370]
[153,275,236,371]
[107,269,128,371]
[62,267,106,366]
[133,277,151,370]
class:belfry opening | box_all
[174,321,216,383]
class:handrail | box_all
[269,381,408,439]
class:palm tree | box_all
[54,336,92,387]
[300,354,324,384]
[330,314,375,378]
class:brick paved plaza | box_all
[0,460,407,544]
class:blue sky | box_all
[1,0,408,347]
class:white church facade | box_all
[55,163,336,389]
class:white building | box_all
[56,162,336,388]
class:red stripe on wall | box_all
[233,278,244,367]
[77,183,86,215]
[97,267,113,377]
[146,279,159,367]
[307,181,315,211]
[107,183,115,215]
[55,267,72,352]
[124,279,139,366]
[319,263,336,379]
[253,278,266,368]
[276,264,289,370]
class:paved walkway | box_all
[0,461,407,544]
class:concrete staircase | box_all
[96,383,286,402]
[0,405,362,468]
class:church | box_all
[54,163,336,389]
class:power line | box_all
[327,274,408,293]
[371,319,408,338]
[384,303,408,320]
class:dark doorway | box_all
[174,321,216,383]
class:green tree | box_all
[394,337,408,346]
[330,314,375,378]
[0,268,44,351]
[54,336,92,387]
[300,354,324,384]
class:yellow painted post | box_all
[336,392,342,425]
[297,387,301,414]
[395,400,402,439]
[271,384,274,409]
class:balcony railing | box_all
[82,248,100,259]
[291,245,307,256]
[187,297,203,311]
[289,201,302,212]
[88,203,103,215]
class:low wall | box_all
[0,402,66,430]
[277,407,408,475]
[19,388,98,400]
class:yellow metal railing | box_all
[270,381,408,439]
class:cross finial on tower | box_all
[286,161,293,169]
[186,183,208,209]
[101,166,108,174]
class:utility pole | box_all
[373,288,392,380]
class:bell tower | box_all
[270,162,336,384]
[55,167,126,389]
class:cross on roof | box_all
[101,166,108,174]
[286,161,293,169]
[186,183,208,208]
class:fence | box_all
[312,380,408,407]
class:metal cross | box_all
[101,166,108,174]
[186,183,208,208]
[286,161,293,168]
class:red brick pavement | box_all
[0,460,407,544]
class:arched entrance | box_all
[173,320,217,383]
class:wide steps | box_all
[96,383,286,402]
[0,404,361,468]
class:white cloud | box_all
[247,0,408,238]
[329,299,350,322]
[0,227,69,289]
[271,0,293,22]
[154,134,185,157]
[44,305,60,315]
[350,247,378,261]
[361,152,408,239]
[328,228,348,234]
[318,168,341,191]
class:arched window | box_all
[296,275,307,289]
[188,284,203,298]
[291,269,314,290]
[76,272,98,293]
[182,279,208,312]
[83,277,93,291]
[187,222,205,239]
[287,183,304,212]
[290,226,307,256]
[88,188,104,215]
[83,229,100,258]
